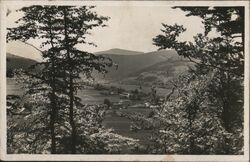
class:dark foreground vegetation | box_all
[7,6,244,154]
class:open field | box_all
[103,82,172,96]
[103,109,152,146]
[7,78,162,147]
[77,87,121,105]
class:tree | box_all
[174,7,244,45]
[7,75,138,154]
[126,6,244,154]
[7,70,54,153]
[7,5,113,153]
[148,72,236,154]
[7,6,67,153]
[153,6,244,133]
[51,6,113,153]
[104,98,112,108]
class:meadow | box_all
[7,78,164,149]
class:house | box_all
[119,92,130,99]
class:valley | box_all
[6,48,192,152]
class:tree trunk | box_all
[63,8,77,154]
[69,75,76,154]
[50,89,57,154]
[48,19,57,154]
[219,73,232,133]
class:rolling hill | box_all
[121,59,194,88]
[94,48,190,84]
[7,53,37,70]
[6,48,193,88]
[95,48,144,56]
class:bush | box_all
[103,98,112,108]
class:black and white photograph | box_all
[0,0,249,161]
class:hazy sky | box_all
[7,5,204,60]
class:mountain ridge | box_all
[92,49,190,83]
[95,48,144,55]
[6,49,192,88]
[7,53,38,70]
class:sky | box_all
[6,5,204,61]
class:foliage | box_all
[148,72,241,154]
[7,70,52,153]
[128,6,245,154]
[103,98,112,108]
[90,129,139,154]
[173,7,244,39]
[7,72,139,153]
[7,5,137,154]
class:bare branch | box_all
[18,40,44,54]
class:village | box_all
[90,82,165,110]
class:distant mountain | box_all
[6,49,193,88]
[7,53,37,71]
[94,49,190,83]
[95,48,144,55]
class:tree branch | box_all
[18,40,44,54]
[186,56,243,77]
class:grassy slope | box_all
[123,59,194,87]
